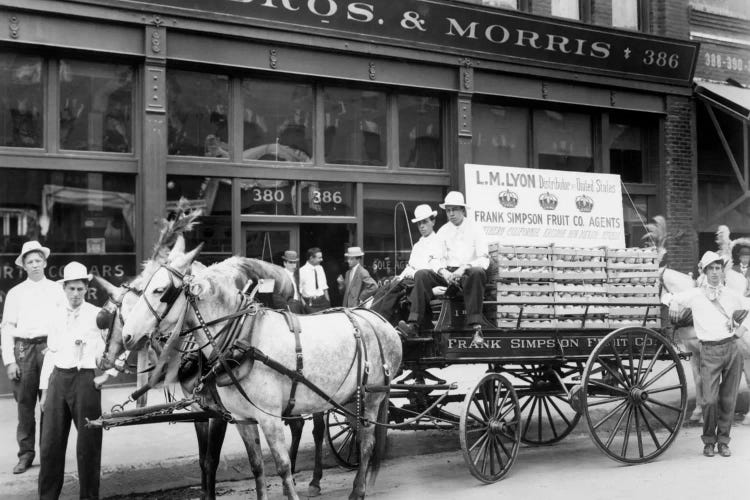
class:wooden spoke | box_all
[326,409,360,469]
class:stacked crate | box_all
[490,243,663,329]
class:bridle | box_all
[98,284,142,372]
[142,265,189,328]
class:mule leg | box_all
[194,420,210,498]
[286,417,304,474]
[203,418,228,500]
[308,412,325,497]
[349,397,383,500]
[257,415,300,500]
[236,423,268,500]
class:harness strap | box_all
[281,311,304,418]
[353,308,391,388]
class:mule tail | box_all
[367,398,389,487]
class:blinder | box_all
[160,280,182,305]
[97,300,118,331]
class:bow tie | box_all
[703,284,723,301]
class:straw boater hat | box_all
[439,191,468,209]
[344,246,365,258]
[698,251,724,272]
[15,240,51,267]
[58,261,92,283]
[411,204,437,223]
[283,250,299,262]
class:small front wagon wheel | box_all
[459,373,521,483]
[326,408,359,469]
[582,327,687,464]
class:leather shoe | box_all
[397,320,418,338]
[718,444,731,457]
[702,444,715,457]
[13,459,31,474]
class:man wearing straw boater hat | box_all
[1,241,65,474]
[730,237,750,425]
[337,246,377,308]
[38,262,107,500]
[668,251,750,457]
[399,191,490,346]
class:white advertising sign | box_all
[465,164,625,248]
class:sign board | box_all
[465,164,625,248]
[112,0,699,86]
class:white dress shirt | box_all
[285,268,300,300]
[400,232,442,278]
[1,278,66,366]
[39,301,110,390]
[671,286,750,342]
[437,219,490,270]
[299,262,328,299]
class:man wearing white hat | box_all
[337,247,377,308]
[399,191,490,346]
[38,262,107,500]
[1,241,65,474]
[668,251,750,458]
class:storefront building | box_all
[689,0,750,252]
[0,0,697,391]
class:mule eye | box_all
[153,287,165,294]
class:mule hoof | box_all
[308,484,321,497]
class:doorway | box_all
[300,223,354,307]
[242,225,299,266]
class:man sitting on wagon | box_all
[398,191,489,347]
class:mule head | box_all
[121,243,203,350]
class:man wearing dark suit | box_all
[282,249,306,314]
[337,247,377,308]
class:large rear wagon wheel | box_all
[459,373,521,483]
[582,327,687,464]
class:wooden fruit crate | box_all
[554,305,609,316]
[496,319,557,329]
[497,304,554,319]
[607,270,660,285]
[496,283,554,303]
[608,318,662,329]
[608,305,662,317]
[490,244,552,261]
[551,247,606,262]
[605,248,660,268]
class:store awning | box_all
[695,81,750,121]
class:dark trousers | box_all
[304,296,330,314]
[287,298,306,315]
[407,267,487,326]
[39,367,103,500]
[700,338,743,446]
[371,279,412,325]
[12,340,46,463]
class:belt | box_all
[54,366,95,373]
[15,336,47,345]
[700,336,736,346]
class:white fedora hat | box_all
[344,246,365,258]
[15,240,51,267]
[439,191,468,209]
[411,204,438,223]
[58,261,92,283]
[698,251,724,272]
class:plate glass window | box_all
[612,0,639,30]
[609,122,643,183]
[241,179,297,215]
[300,181,354,216]
[324,87,386,166]
[0,53,43,148]
[398,95,442,169]
[473,104,529,168]
[59,60,134,152]
[241,79,313,162]
[551,0,580,19]
[167,70,229,157]
[535,110,592,172]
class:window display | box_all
[398,95,443,169]
[0,53,43,148]
[324,87,386,166]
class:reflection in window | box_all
[167,70,229,158]
[612,0,639,30]
[535,110,592,172]
[551,0,580,19]
[59,60,134,152]
[324,87,386,166]
[0,53,43,148]
[300,181,354,216]
[167,176,232,263]
[241,179,297,215]
[622,194,653,247]
[610,122,643,183]
[241,79,313,162]
[473,104,528,167]
[398,95,442,169]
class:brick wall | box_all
[663,95,698,273]
[651,0,689,38]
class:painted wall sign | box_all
[694,40,750,87]
[117,0,699,85]
[465,164,625,248]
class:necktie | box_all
[314,267,319,290]
[703,284,722,301]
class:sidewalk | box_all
[0,363,744,499]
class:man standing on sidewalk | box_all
[282,249,306,314]
[669,251,750,458]
[299,247,331,313]
[39,262,106,500]
[1,241,65,474]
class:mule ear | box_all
[189,277,212,299]
[167,235,186,262]
[91,275,120,299]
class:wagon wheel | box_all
[582,327,687,464]
[325,400,389,470]
[459,373,521,483]
[515,364,582,445]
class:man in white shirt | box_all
[282,249,305,314]
[1,241,65,474]
[298,247,330,313]
[399,192,489,346]
[668,251,750,458]
[38,262,107,500]
[373,204,442,323]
